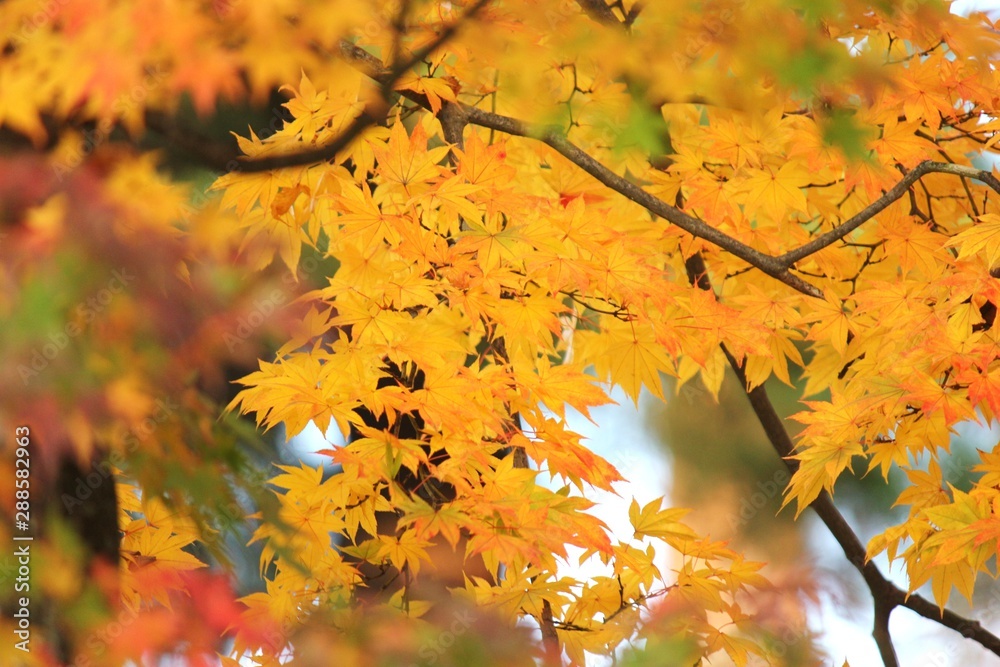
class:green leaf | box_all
[821,109,876,162]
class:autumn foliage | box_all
[4,1,1000,666]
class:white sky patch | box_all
[541,385,673,571]
[952,0,1000,16]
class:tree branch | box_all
[574,0,622,27]
[457,105,824,297]
[235,0,490,173]
[230,59,1000,301]
[720,339,899,666]
[439,102,468,161]
[316,41,823,295]
[898,592,1000,654]
[353,59,993,299]
[685,251,1000,663]
[540,598,561,665]
[776,161,1000,268]
[144,110,237,172]
[238,35,1000,305]
[337,45,826,295]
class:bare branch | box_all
[439,102,468,161]
[685,250,1000,663]
[899,594,1000,654]
[459,105,825,297]
[574,0,622,26]
[236,0,490,173]
[144,110,237,172]
[777,161,1000,268]
[539,599,561,665]
[241,32,1000,304]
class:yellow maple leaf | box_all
[370,121,450,198]
[628,498,697,547]
[945,214,1000,269]
[738,160,811,222]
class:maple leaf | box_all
[629,498,697,548]
[394,72,458,114]
[945,214,1000,270]
[332,181,404,246]
[737,161,811,221]
[522,419,623,491]
[211,129,302,215]
[595,318,673,403]
[799,293,852,355]
[457,215,528,272]
[516,357,614,421]
[456,134,515,188]
[869,117,938,168]
[370,121,450,199]
[377,531,434,576]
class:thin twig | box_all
[685,252,1000,664]
[575,0,622,26]
[236,0,491,173]
[686,253,901,665]
[242,38,1000,304]
[777,161,1000,267]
